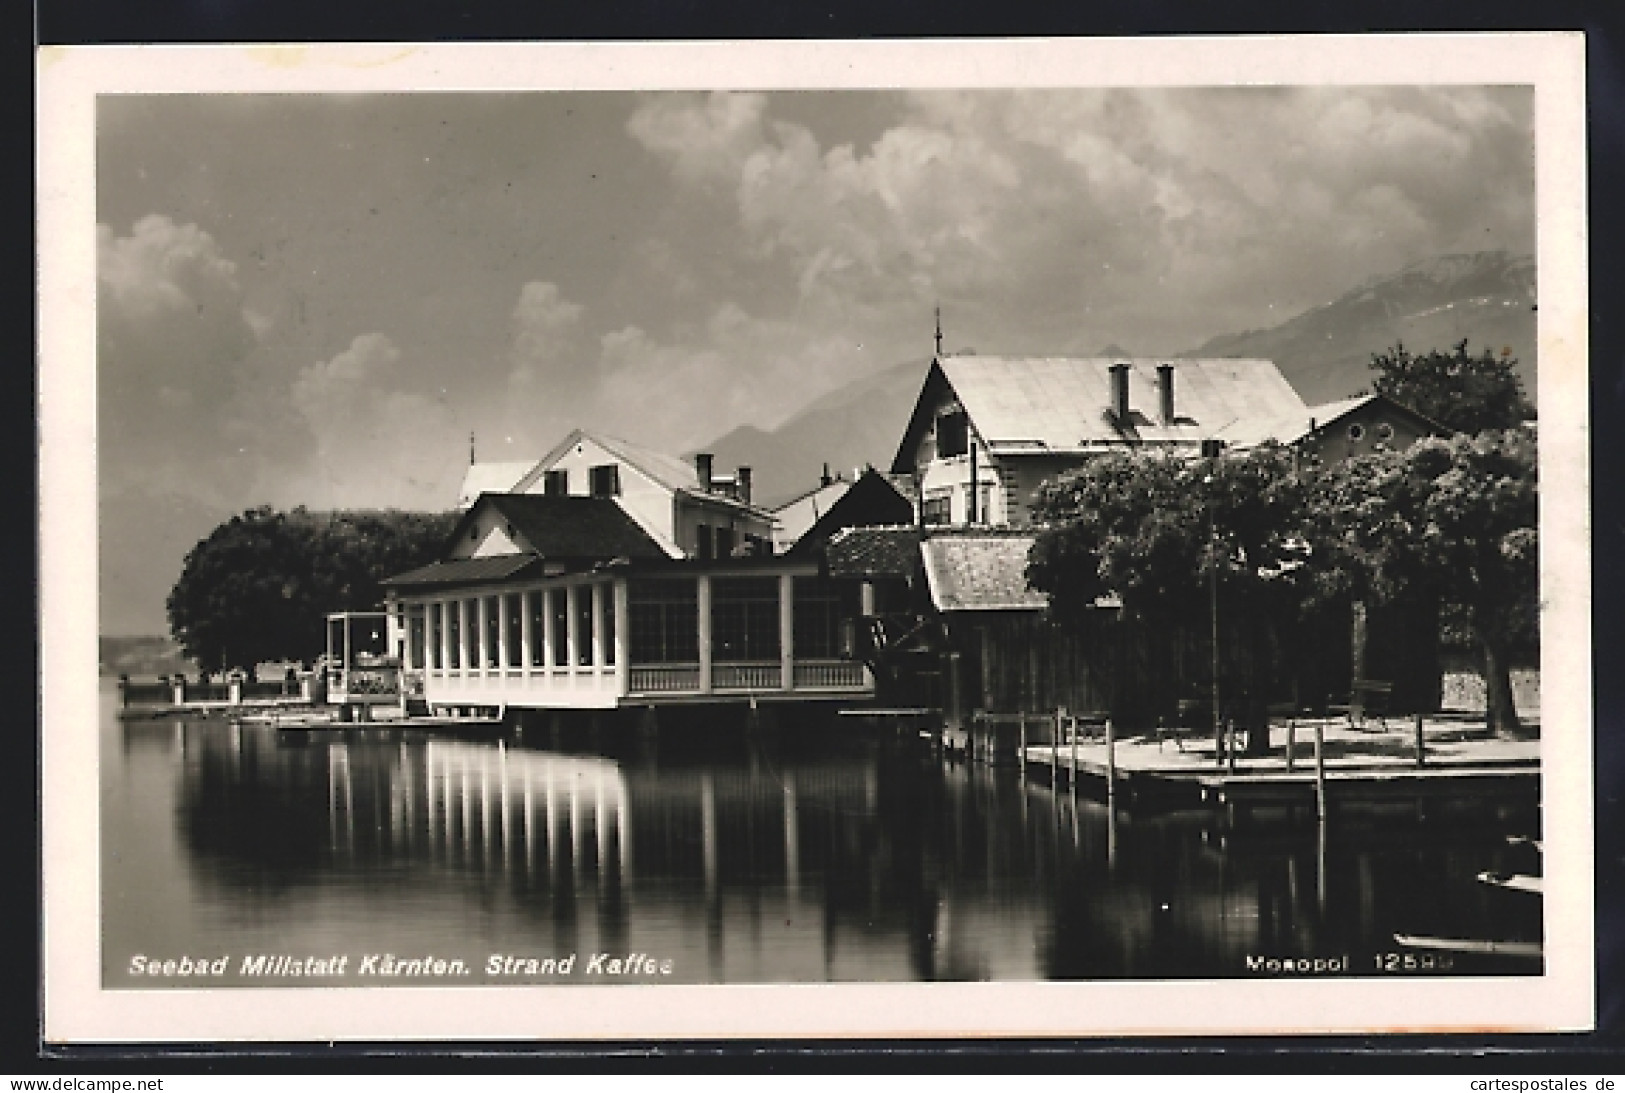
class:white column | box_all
[439,601,451,675]
[613,580,630,697]
[859,581,877,689]
[592,583,607,671]
[565,585,579,673]
[496,594,509,674]
[779,573,795,691]
[783,773,799,901]
[520,591,533,676]
[477,597,490,674]
[542,589,555,675]
[697,575,713,694]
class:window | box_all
[1375,422,1395,441]
[696,524,714,560]
[712,576,780,663]
[601,586,616,666]
[505,593,523,668]
[716,526,736,559]
[529,592,547,667]
[543,469,568,496]
[589,463,621,497]
[936,409,969,458]
[793,577,861,659]
[428,603,442,670]
[964,482,993,524]
[484,596,500,668]
[922,492,951,525]
[408,605,426,669]
[1347,423,1365,441]
[629,578,699,664]
[552,589,570,667]
[577,586,596,666]
[464,598,480,669]
[447,603,461,669]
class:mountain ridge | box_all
[699,250,1537,505]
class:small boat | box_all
[1477,870,1542,894]
[1393,933,1542,958]
[1506,835,1544,852]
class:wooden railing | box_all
[713,663,782,690]
[792,660,867,689]
[628,665,701,693]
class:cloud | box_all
[290,333,468,509]
[97,215,266,499]
[629,87,1534,355]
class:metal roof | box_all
[936,356,1307,451]
[381,554,546,590]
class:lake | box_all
[101,685,1543,986]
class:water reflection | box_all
[103,691,1541,987]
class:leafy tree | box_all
[1308,429,1537,735]
[167,506,457,672]
[1367,340,1534,434]
[1027,444,1311,747]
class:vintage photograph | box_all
[39,37,1591,1040]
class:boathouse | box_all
[380,430,880,713]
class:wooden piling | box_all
[1050,711,1060,775]
[1413,713,1426,768]
[1226,718,1237,774]
[1313,720,1327,822]
[1285,718,1296,773]
[1066,706,1078,782]
[1018,714,1026,773]
[1105,717,1117,804]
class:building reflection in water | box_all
[111,710,1542,985]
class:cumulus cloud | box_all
[290,333,468,509]
[97,215,265,498]
[628,87,1534,355]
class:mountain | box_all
[1184,250,1536,405]
[698,357,933,507]
[698,250,1537,506]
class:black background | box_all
[19,0,1625,1074]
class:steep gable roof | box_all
[444,493,669,564]
[892,356,1307,469]
[771,478,851,551]
[824,525,921,579]
[515,428,771,517]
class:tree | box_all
[1367,340,1534,434]
[167,506,457,672]
[1308,429,1537,736]
[1027,444,1312,746]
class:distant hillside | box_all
[100,634,195,678]
[695,250,1538,507]
[1185,251,1536,405]
[698,357,933,507]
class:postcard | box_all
[38,34,1591,1042]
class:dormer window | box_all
[935,409,969,458]
[543,469,568,496]
[589,463,621,497]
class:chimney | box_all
[821,462,832,488]
[1157,362,1175,425]
[1109,362,1131,423]
[736,466,752,505]
[695,453,714,492]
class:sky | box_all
[95,86,1535,634]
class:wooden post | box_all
[1285,718,1296,773]
[1226,718,1237,774]
[1214,717,1225,769]
[1050,711,1060,775]
[1066,706,1077,781]
[1105,717,1117,806]
[1018,714,1026,774]
[1313,720,1327,823]
[1413,713,1426,768]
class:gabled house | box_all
[1213,392,1450,461]
[890,355,1308,527]
[380,429,877,714]
[455,461,537,510]
[770,467,916,555]
[511,429,775,560]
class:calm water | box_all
[101,684,1542,986]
